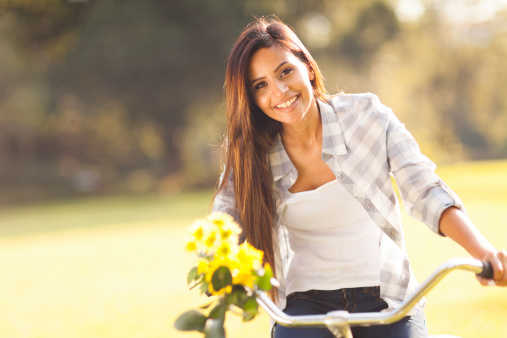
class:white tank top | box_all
[281,179,381,295]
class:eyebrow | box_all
[250,61,289,86]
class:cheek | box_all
[254,93,269,109]
[294,70,312,90]
[303,71,314,87]
[304,75,315,94]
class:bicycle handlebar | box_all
[255,258,493,331]
[477,260,494,279]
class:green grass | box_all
[1,160,507,337]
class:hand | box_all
[478,250,507,287]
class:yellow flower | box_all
[232,269,256,289]
[206,255,238,280]
[197,259,209,275]
[210,284,232,296]
[209,213,241,241]
[237,242,264,270]
[224,242,264,289]
[205,257,237,296]
[185,236,197,252]
[188,219,205,241]
[203,230,217,249]
[215,241,234,258]
[185,213,271,296]
[207,212,235,228]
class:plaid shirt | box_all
[213,92,464,315]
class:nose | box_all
[272,79,287,97]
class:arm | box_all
[439,206,507,286]
[375,92,507,287]
[383,94,466,234]
[213,166,246,242]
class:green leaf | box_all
[189,279,203,290]
[211,266,232,292]
[187,267,199,285]
[242,311,256,322]
[200,281,210,295]
[242,297,258,321]
[228,286,247,307]
[243,296,258,312]
[208,303,225,320]
[174,310,207,332]
[255,265,274,291]
[204,319,226,338]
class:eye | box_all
[280,67,293,77]
[254,81,267,90]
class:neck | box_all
[280,99,321,147]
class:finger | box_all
[495,250,507,286]
[482,251,503,282]
[476,275,495,286]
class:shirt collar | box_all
[269,99,347,182]
[319,99,347,157]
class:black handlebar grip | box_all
[477,261,494,279]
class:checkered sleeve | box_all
[212,166,242,227]
[381,96,466,235]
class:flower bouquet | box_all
[174,212,274,337]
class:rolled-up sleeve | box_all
[385,105,465,235]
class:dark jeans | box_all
[273,287,428,338]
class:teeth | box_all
[276,96,297,108]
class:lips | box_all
[274,95,298,109]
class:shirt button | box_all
[337,174,343,180]
[365,203,371,210]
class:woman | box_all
[212,16,506,338]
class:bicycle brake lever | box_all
[476,261,494,279]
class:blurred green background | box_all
[1,0,507,337]
[1,0,507,203]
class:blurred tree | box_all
[0,0,253,200]
[48,0,251,173]
[337,1,400,68]
[0,0,506,203]
[372,7,507,161]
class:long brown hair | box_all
[214,16,328,298]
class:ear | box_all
[308,67,315,81]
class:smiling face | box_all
[248,46,317,126]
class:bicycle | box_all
[255,258,494,338]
